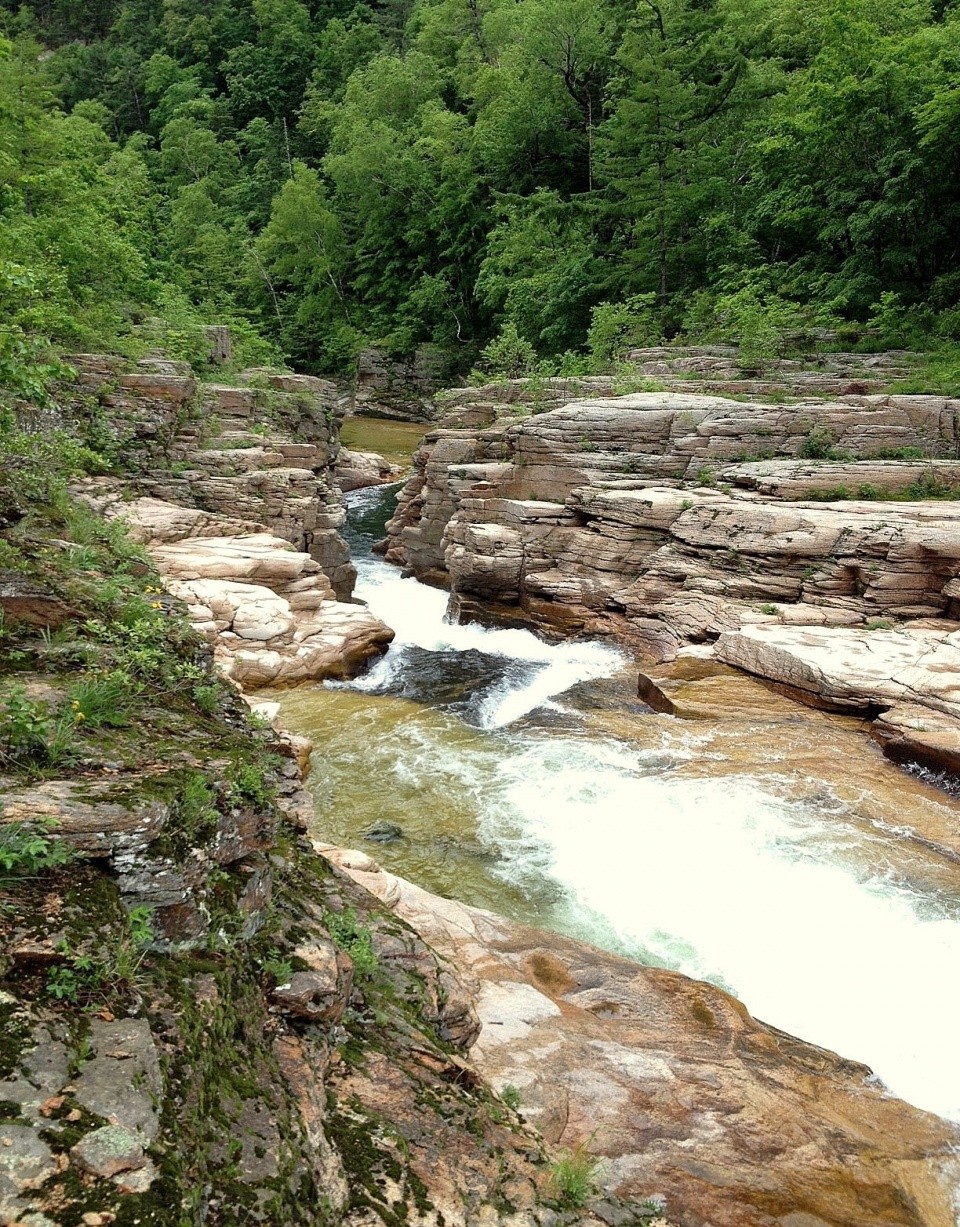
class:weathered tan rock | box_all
[272,941,353,1022]
[335,447,398,491]
[326,851,960,1227]
[387,393,960,700]
[872,702,960,775]
[716,623,960,717]
[722,458,960,499]
[89,502,395,687]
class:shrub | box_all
[176,772,220,840]
[587,295,660,366]
[325,907,378,979]
[500,1084,522,1111]
[800,427,852,461]
[0,685,73,769]
[904,470,960,500]
[227,761,274,809]
[475,323,537,381]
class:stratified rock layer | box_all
[385,388,960,760]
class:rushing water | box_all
[271,479,960,1124]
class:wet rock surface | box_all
[328,848,960,1227]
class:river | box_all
[268,465,960,1127]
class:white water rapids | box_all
[312,487,960,1124]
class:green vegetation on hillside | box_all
[0,0,959,382]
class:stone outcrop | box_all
[723,457,960,499]
[430,348,919,428]
[64,356,396,688]
[325,845,960,1227]
[0,597,575,1227]
[68,358,356,599]
[335,447,399,492]
[85,492,393,688]
[351,346,451,421]
[385,388,960,763]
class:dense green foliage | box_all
[2,0,960,377]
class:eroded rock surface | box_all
[66,355,398,684]
[385,389,960,758]
[325,846,960,1227]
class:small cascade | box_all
[273,482,960,1124]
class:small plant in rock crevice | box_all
[547,1143,602,1208]
[0,685,74,770]
[500,1084,522,1111]
[0,821,75,882]
[325,907,378,979]
[46,904,156,1005]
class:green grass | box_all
[547,1144,601,1209]
[67,670,137,728]
[889,346,960,396]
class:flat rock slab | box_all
[70,1125,146,1178]
[717,624,960,719]
[0,1124,57,1219]
[75,1018,162,1142]
[324,846,960,1227]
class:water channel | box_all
[270,424,960,1126]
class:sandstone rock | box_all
[334,854,960,1227]
[74,1020,163,1143]
[387,393,960,708]
[722,457,960,499]
[717,623,960,718]
[272,941,353,1022]
[872,702,960,775]
[336,448,397,492]
[0,576,79,629]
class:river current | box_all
[269,478,960,1125]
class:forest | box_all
[1,0,959,382]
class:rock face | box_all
[386,388,960,760]
[0,653,571,1227]
[335,447,399,491]
[67,357,356,599]
[87,494,393,687]
[351,346,450,421]
[429,348,918,427]
[65,356,396,688]
[325,846,960,1227]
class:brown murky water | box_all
[340,417,427,470]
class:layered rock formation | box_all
[335,447,400,492]
[325,845,960,1227]
[385,389,960,764]
[0,661,568,1226]
[69,356,356,598]
[66,358,394,687]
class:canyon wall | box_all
[385,389,960,769]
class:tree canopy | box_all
[2,0,959,376]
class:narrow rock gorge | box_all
[4,353,960,1227]
[385,374,960,773]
